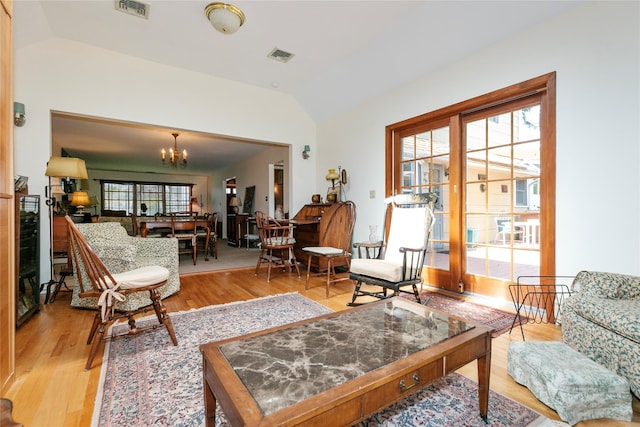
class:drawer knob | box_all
[399,373,420,392]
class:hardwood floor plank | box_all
[4,267,638,426]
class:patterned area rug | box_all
[415,291,519,338]
[93,293,552,426]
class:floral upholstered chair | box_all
[70,221,180,311]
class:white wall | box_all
[317,2,640,276]
[14,1,640,282]
[13,39,316,282]
[210,144,289,239]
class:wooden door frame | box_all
[385,72,556,296]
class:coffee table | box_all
[200,297,492,426]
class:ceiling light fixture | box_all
[204,2,245,34]
[161,133,187,168]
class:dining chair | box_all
[170,214,197,264]
[254,211,300,282]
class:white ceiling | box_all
[14,0,581,175]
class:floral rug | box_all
[414,291,521,338]
[93,292,553,427]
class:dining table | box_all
[139,217,211,261]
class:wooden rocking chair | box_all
[348,193,437,305]
[65,215,178,370]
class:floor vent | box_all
[114,0,150,19]
[267,48,295,63]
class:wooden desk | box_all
[200,297,492,426]
[291,203,349,271]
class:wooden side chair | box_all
[303,201,357,298]
[65,215,178,370]
[254,211,300,282]
[170,214,197,265]
[197,212,217,259]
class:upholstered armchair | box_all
[70,222,180,311]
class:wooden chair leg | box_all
[290,250,300,277]
[266,251,273,282]
[326,257,333,298]
[254,249,264,275]
[150,288,178,346]
[305,254,313,289]
[87,312,101,344]
[86,321,107,370]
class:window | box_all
[515,180,528,207]
[101,180,192,216]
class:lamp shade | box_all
[325,168,340,181]
[45,157,89,179]
[229,196,242,213]
[205,2,245,34]
[70,191,90,207]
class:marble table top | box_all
[219,298,474,415]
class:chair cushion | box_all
[303,246,344,256]
[350,258,403,283]
[265,237,295,246]
[111,265,170,290]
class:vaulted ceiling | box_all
[15,1,581,174]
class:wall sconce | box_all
[302,145,310,159]
[14,102,25,127]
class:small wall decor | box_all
[243,186,255,215]
[501,184,509,193]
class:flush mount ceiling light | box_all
[204,2,245,34]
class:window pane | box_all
[515,105,540,142]
[487,112,511,147]
[165,185,190,213]
[103,182,133,213]
[138,184,163,216]
[401,136,414,161]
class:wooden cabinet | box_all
[292,203,349,271]
[226,213,250,247]
[16,195,40,327]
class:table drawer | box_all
[361,359,443,416]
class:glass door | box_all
[462,97,541,298]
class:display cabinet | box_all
[16,195,40,327]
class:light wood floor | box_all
[3,267,639,426]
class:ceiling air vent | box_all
[267,48,295,63]
[114,0,150,19]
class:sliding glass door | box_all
[386,73,555,299]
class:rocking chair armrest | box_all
[353,241,384,259]
[398,245,426,254]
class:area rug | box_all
[415,291,519,338]
[93,293,556,427]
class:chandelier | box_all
[161,133,187,167]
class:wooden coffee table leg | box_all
[477,349,491,422]
[203,366,217,427]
